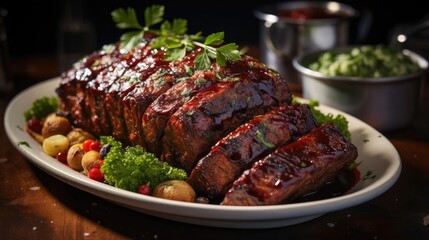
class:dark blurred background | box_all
[0,0,428,89]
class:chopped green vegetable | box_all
[308,45,420,77]
[100,136,187,192]
[255,129,275,148]
[292,97,351,140]
[17,141,30,148]
[24,97,58,121]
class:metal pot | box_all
[293,48,428,131]
[254,1,362,91]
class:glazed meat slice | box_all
[142,70,218,155]
[57,36,202,145]
[82,41,164,137]
[56,43,123,128]
[142,55,271,155]
[161,72,292,173]
[221,123,358,206]
[123,49,202,145]
[57,40,155,137]
[188,104,319,197]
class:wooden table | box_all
[1,56,429,240]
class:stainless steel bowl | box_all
[293,47,428,131]
[254,1,360,90]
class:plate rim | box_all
[4,77,402,228]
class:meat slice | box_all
[142,55,277,155]
[221,123,358,206]
[57,36,202,146]
[123,48,202,146]
[161,71,292,173]
[82,41,163,137]
[142,70,218,155]
[57,39,156,137]
[188,104,319,197]
[56,43,123,128]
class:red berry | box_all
[88,168,105,182]
[56,150,67,164]
[82,139,94,152]
[137,184,151,195]
[352,168,361,185]
[89,141,102,152]
[27,118,43,134]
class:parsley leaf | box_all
[161,19,188,35]
[217,43,241,66]
[164,48,186,62]
[112,5,242,69]
[192,32,241,69]
[204,32,224,46]
[112,5,165,51]
[195,51,211,70]
[144,5,164,28]
[120,30,144,51]
[112,8,142,30]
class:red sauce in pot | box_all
[278,7,350,20]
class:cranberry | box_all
[56,150,68,164]
[88,168,105,182]
[352,168,361,185]
[27,118,43,134]
[137,184,151,195]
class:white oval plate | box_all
[4,77,401,229]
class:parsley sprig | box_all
[111,5,242,70]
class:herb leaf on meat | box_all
[111,5,242,69]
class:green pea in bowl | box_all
[293,45,428,131]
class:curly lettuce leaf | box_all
[100,136,187,192]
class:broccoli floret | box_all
[24,96,58,121]
[100,136,188,192]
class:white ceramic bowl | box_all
[293,47,428,131]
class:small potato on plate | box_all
[153,180,196,202]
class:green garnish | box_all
[17,141,30,148]
[24,96,58,121]
[255,129,275,148]
[111,5,242,70]
[362,170,376,181]
[308,45,420,77]
[100,136,187,191]
[293,97,351,140]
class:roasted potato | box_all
[153,180,196,202]
[81,150,102,174]
[42,134,70,157]
[67,143,85,171]
[67,128,94,146]
[42,115,72,138]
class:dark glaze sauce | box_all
[121,47,202,107]
[206,167,360,205]
[295,167,360,202]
